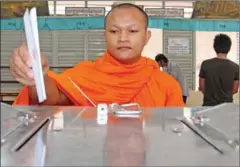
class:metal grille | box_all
[0,31,23,66]
[57,30,85,66]
[87,30,105,60]
[163,30,195,89]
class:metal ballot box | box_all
[1,102,239,166]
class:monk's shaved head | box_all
[104,3,149,29]
[104,3,151,64]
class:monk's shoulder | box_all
[144,57,159,66]
[143,56,178,86]
[58,60,95,76]
[154,70,179,87]
[74,60,95,69]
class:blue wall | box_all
[1,17,239,32]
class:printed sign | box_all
[65,7,105,16]
[145,8,184,17]
[168,38,190,54]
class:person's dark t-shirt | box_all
[199,58,239,106]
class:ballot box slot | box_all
[1,103,33,140]
[12,118,50,152]
[195,122,239,151]
[2,123,25,144]
[180,119,224,154]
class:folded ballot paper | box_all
[23,7,46,103]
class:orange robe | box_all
[13,52,184,107]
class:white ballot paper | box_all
[23,7,46,103]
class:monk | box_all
[10,3,184,107]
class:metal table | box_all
[1,102,239,166]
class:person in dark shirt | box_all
[199,33,239,106]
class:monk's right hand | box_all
[10,43,49,86]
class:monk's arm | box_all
[198,61,206,93]
[28,75,72,105]
[166,80,185,107]
[233,66,239,94]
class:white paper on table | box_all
[23,7,46,103]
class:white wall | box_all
[142,28,163,60]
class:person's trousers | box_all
[182,96,187,104]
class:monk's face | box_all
[105,7,151,64]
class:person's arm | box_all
[198,61,206,93]
[233,65,239,94]
[28,75,72,105]
[233,81,239,94]
[10,44,72,106]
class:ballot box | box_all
[1,102,239,166]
